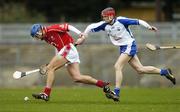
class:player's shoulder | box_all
[46,24,58,29]
[48,23,67,28]
[47,23,68,31]
[117,16,139,21]
[116,16,129,20]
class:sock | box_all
[96,80,105,88]
[43,87,51,96]
[114,87,120,96]
[160,69,169,76]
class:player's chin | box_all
[105,20,112,24]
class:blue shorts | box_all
[119,41,137,57]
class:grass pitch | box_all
[0,87,180,112]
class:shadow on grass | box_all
[29,99,180,105]
[29,100,120,105]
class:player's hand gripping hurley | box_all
[13,44,78,79]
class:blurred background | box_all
[0,0,180,88]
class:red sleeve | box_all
[47,23,69,32]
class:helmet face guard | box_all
[101,7,115,17]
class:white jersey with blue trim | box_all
[84,16,140,46]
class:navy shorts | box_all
[119,41,137,57]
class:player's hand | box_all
[75,33,86,45]
[79,33,88,38]
[39,64,48,75]
[75,37,85,45]
[149,26,158,32]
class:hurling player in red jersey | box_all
[30,23,111,101]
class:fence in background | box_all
[0,23,180,87]
[0,22,180,44]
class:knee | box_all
[114,63,123,71]
[136,67,145,74]
[72,75,82,83]
[46,66,55,74]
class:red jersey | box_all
[43,23,74,51]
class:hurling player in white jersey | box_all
[76,7,176,102]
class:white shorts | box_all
[119,41,137,57]
[58,43,80,63]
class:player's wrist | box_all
[79,33,86,39]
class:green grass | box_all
[0,87,180,112]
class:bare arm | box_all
[68,25,86,45]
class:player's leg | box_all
[32,49,69,101]
[109,53,132,101]
[107,41,137,102]
[129,55,160,74]
[114,54,132,88]
[67,63,110,92]
[64,43,110,91]
[129,55,176,84]
[45,55,68,91]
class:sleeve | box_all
[48,23,69,32]
[68,25,81,35]
[138,20,152,29]
[117,17,139,26]
[84,21,107,34]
